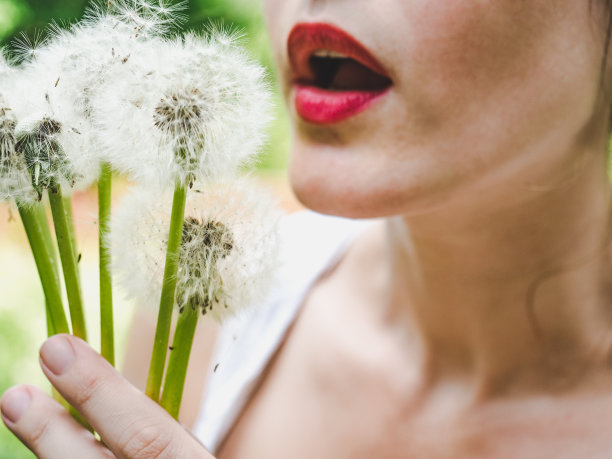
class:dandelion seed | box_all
[139,0,188,28]
[112,178,282,322]
[11,30,47,64]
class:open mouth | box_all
[288,23,393,124]
[305,51,392,92]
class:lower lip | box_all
[294,85,389,124]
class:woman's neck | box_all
[375,144,612,398]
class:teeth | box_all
[312,49,349,59]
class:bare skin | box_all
[4,0,612,457]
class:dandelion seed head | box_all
[112,178,282,322]
[8,65,103,195]
[14,114,76,198]
[98,30,273,188]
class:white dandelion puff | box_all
[112,178,282,323]
[7,67,101,197]
[97,29,273,189]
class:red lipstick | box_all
[287,23,392,124]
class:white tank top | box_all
[192,211,373,454]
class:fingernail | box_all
[40,335,75,376]
[1,387,31,424]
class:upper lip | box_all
[287,22,390,85]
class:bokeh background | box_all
[0,1,294,456]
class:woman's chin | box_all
[287,141,464,219]
[289,172,410,219]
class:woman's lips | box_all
[287,23,392,124]
[293,85,389,124]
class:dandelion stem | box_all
[48,188,88,341]
[45,302,54,336]
[63,197,79,267]
[146,182,187,402]
[99,163,114,366]
[19,204,87,421]
[160,301,199,419]
[18,204,69,335]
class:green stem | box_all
[48,188,87,341]
[18,204,69,335]
[44,214,63,337]
[45,301,54,336]
[160,302,199,419]
[63,197,79,267]
[98,163,114,366]
[43,212,63,338]
[23,204,88,425]
[40,207,63,288]
[145,183,187,402]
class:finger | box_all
[39,334,212,459]
[1,384,114,459]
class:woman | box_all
[3,0,612,457]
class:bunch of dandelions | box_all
[0,0,279,422]
[2,0,188,361]
[92,26,273,409]
[112,178,281,417]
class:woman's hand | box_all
[1,334,213,458]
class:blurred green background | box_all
[0,1,291,457]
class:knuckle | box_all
[118,422,175,459]
[73,371,107,408]
[27,416,52,449]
